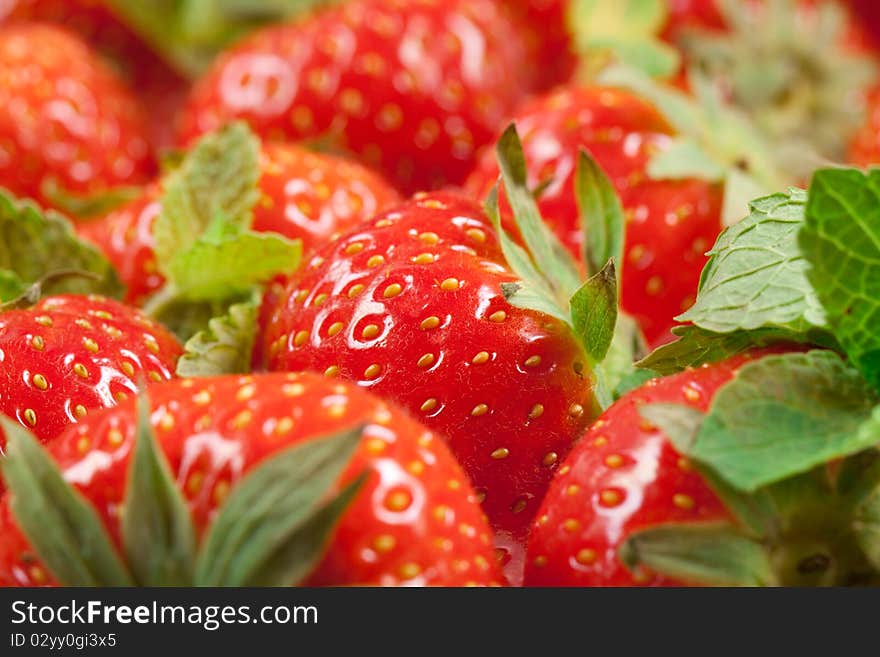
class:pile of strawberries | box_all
[1,0,880,588]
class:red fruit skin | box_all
[261,191,597,574]
[504,0,575,90]
[465,86,723,347]
[178,0,531,194]
[77,143,401,306]
[0,23,155,210]
[0,0,189,151]
[848,87,880,166]
[524,350,783,587]
[0,373,504,587]
[0,295,182,452]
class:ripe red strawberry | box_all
[0,372,504,587]
[525,350,772,586]
[78,142,401,306]
[465,86,724,347]
[0,23,155,210]
[260,190,598,574]
[0,1,189,151]
[504,0,575,90]
[0,294,182,451]
[177,0,532,193]
[848,87,880,166]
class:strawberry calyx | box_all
[142,122,301,342]
[0,190,125,306]
[622,162,880,585]
[672,0,878,176]
[492,125,644,406]
[0,395,366,587]
[39,177,142,221]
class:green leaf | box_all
[613,367,658,399]
[0,190,124,301]
[145,293,248,343]
[177,300,259,377]
[122,394,197,586]
[678,189,828,334]
[40,178,140,220]
[639,402,705,455]
[496,125,582,301]
[195,427,365,586]
[153,122,260,271]
[574,150,625,275]
[853,476,880,571]
[645,137,725,182]
[568,0,679,78]
[500,281,570,326]
[802,168,880,392]
[0,418,133,586]
[619,523,776,586]
[598,312,648,404]
[570,260,618,363]
[636,325,829,375]
[0,270,26,302]
[691,350,880,492]
[168,230,301,301]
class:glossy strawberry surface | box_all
[466,86,724,347]
[0,295,182,451]
[524,351,784,586]
[0,23,154,209]
[78,142,401,306]
[0,372,503,586]
[261,191,597,571]
[504,0,575,90]
[0,0,189,151]
[178,0,531,194]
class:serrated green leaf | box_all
[678,188,828,334]
[122,394,197,586]
[177,300,259,377]
[570,260,617,363]
[646,137,725,182]
[636,325,829,375]
[692,350,880,492]
[0,418,133,586]
[802,168,880,392]
[194,427,365,586]
[574,150,624,275]
[0,190,124,300]
[496,125,582,301]
[154,122,260,272]
[169,230,301,301]
[619,522,776,586]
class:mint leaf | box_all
[570,260,618,364]
[153,122,260,271]
[678,189,828,333]
[619,523,776,586]
[194,427,365,586]
[122,394,197,586]
[637,325,828,375]
[0,418,133,586]
[0,190,124,301]
[691,350,880,491]
[177,300,259,377]
[169,230,301,300]
[574,150,625,275]
[802,168,880,391]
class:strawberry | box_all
[504,0,575,90]
[848,87,880,166]
[177,0,532,194]
[0,372,503,587]
[465,86,725,347]
[0,294,182,452]
[78,142,401,306]
[259,157,609,584]
[0,0,189,151]
[524,349,792,586]
[0,23,155,211]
